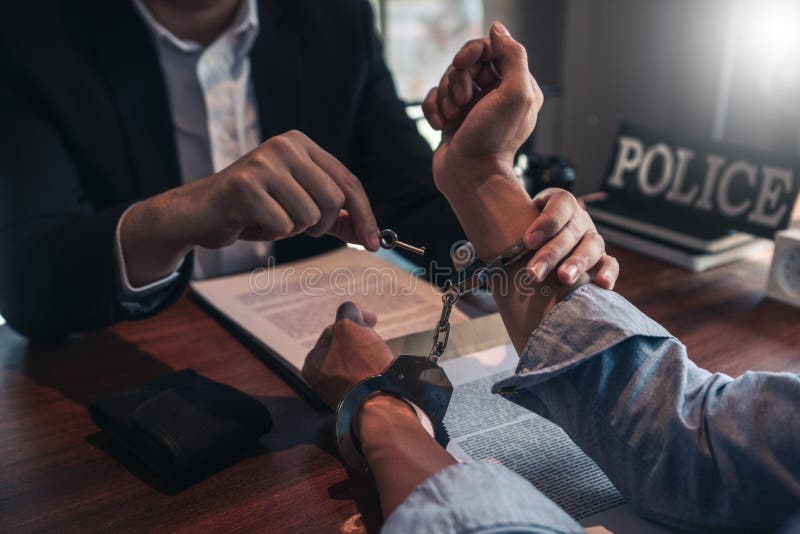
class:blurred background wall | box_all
[381,0,800,195]
[487,0,800,195]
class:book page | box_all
[443,344,626,521]
[191,247,467,374]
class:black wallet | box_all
[89,369,272,481]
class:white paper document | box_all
[191,247,467,376]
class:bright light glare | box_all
[0,314,5,326]
[406,104,441,150]
[750,1,800,61]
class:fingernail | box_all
[599,270,615,290]
[369,231,380,251]
[562,264,578,281]
[430,112,442,129]
[531,261,548,282]
[525,230,545,249]
[493,21,511,36]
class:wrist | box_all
[434,155,514,200]
[355,393,458,518]
[125,195,188,247]
[357,394,421,442]
[120,195,193,286]
[443,175,535,261]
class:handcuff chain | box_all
[427,281,463,362]
[427,241,533,363]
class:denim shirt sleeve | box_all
[492,284,800,533]
[382,461,584,534]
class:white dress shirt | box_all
[116,0,269,297]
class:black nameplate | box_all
[603,122,800,238]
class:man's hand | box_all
[423,22,540,194]
[120,130,380,286]
[424,23,618,289]
[525,189,619,289]
[301,301,393,409]
[418,22,621,352]
[303,306,457,518]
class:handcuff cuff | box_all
[335,234,534,473]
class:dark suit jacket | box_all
[0,0,465,339]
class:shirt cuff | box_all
[382,461,584,534]
[492,284,672,394]
[114,203,184,301]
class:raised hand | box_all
[423,23,618,289]
[423,22,542,193]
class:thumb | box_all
[488,22,529,86]
[327,210,380,252]
[335,301,369,326]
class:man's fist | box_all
[301,302,394,409]
[423,22,543,193]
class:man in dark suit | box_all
[0,0,613,339]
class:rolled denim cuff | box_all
[383,461,584,534]
[493,285,672,394]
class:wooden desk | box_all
[2,247,799,532]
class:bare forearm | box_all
[358,395,457,517]
[358,395,602,532]
[441,170,582,353]
[444,172,536,260]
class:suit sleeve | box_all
[351,1,466,278]
[0,75,190,339]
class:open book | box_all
[191,247,467,382]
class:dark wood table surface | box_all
[2,246,799,532]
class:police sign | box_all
[603,123,800,238]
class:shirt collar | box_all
[131,0,259,58]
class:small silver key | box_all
[379,229,426,256]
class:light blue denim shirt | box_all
[383,285,800,533]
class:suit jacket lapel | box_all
[91,0,181,198]
[251,0,305,139]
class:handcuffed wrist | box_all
[356,393,425,441]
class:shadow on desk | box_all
[3,327,385,528]
[10,331,270,496]
[258,394,384,532]
[258,394,335,453]
[15,329,174,406]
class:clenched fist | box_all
[301,302,393,409]
[423,22,542,195]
